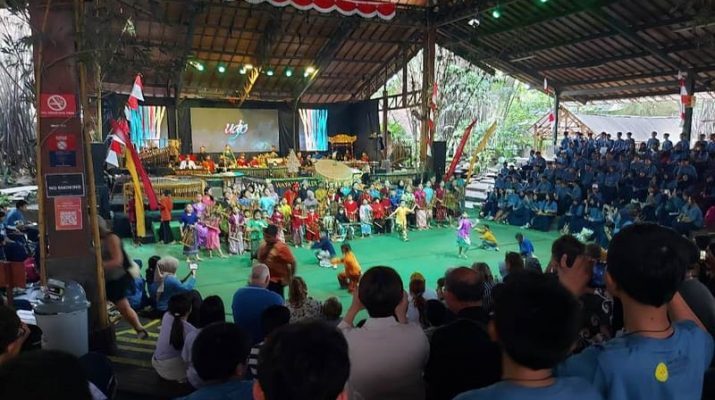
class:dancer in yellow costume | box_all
[389,200,416,241]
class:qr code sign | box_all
[60,211,78,226]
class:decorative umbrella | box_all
[314,159,358,182]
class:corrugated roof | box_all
[572,113,681,142]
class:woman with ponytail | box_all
[406,272,438,327]
[152,294,196,382]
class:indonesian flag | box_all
[548,111,555,129]
[544,77,548,91]
[105,132,125,168]
[126,74,144,110]
[678,71,691,126]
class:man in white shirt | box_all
[339,266,429,400]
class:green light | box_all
[217,65,226,73]
[539,0,548,3]
[192,62,205,71]
[266,68,274,76]
[491,8,501,18]
[285,68,293,77]
[239,68,246,75]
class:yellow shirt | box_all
[279,204,292,222]
[395,206,411,226]
[481,230,497,244]
[332,251,361,276]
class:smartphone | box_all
[189,262,198,271]
[702,250,708,261]
[589,261,607,288]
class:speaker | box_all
[91,143,108,186]
[432,141,447,179]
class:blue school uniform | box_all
[454,377,603,400]
[556,321,713,400]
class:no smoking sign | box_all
[40,93,77,118]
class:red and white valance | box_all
[245,0,397,20]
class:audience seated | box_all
[339,266,429,400]
[454,271,600,400]
[556,223,713,399]
[0,305,28,365]
[177,323,253,400]
[182,295,227,388]
[321,296,343,327]
[248,305,290,378]
[153,293,196,382]
[407,272,438,327]
[0,350,93,400]
[232,264,284,344]
[150,256,202,325]
[286,276,322,322]
[425,267,501,400]
[253,321,350,400]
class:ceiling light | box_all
[245,64,254,70]
[239,68,246,75]
[189,61,204,71]
[285,68,293,77]
[305,66,316,75]
[467,17,480,27]
[266,68,274,76]
[491,8,501,18]
[217,65,226,73]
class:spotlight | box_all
[245,64,254,70]
[285,68,293,77]
[239,68,246,75]
[491,8,501,18]
[266,68,274,76]
[539,0,548,2]
[217,65,226,73]
[305,66,316,75]
[190,61,204,71]
[467,17,480,27]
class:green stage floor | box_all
[125,222,560,317]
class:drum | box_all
[181,226,196,247]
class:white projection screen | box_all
[190,108,280,153]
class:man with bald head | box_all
[424,267,501,400]
[231,264,284,344]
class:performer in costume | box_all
[332,243,362,293]
[371,198,386,234]
[158,190,174,244]
[343,194,359,222]
[402,185,416,228]
[414,184,428,230]
[271,206,286,243]
[247,209,268,261]
[311,233,336,268]
[180,204,201,262]
[359,199,372,237]
[192,194,209,249]
[204,210,227,258]
[456,212,473,259]
[291,203,307,247]
[228,206,244,255]
[304,207,321,243]
[434,182,448,225]
[389,200,415,242]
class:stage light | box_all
[467,17,480,27]
[266,68,274,76]
[245,64,253,70]
[190,61,205,71]
[304,71,310,77]
[285,68,293,77]
[306,66,316,75]
[239,67,246,75]
[217,65,226,73]
[539,0,548,3]
[491,8,501,18]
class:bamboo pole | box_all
[35,0,53,285]
[75,0,108,328]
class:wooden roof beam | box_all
[175,1,204,101]
[538,43,703,72]
[351,35,423,100]
[561,66,715,88]
[294,17,361,101]
[561,80,709,97]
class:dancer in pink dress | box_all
[204,211,227,258]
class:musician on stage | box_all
[197,145,208,161]
[202,155,216,174]
[236,153,248,167]
[223,144,237,166]
[180,204,201,263]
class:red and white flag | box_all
[105,134,125,168]
[427,81,438,157]
[544,77,548,91]
[678,71,688,126]
[126,74,144,110]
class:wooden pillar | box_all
[381,89,388,161]
[683,70,696,142]
[30,0,110,349]
[552,90,560,148]
[420,23,436,169]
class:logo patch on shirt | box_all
[655,362,669,382]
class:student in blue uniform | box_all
[556,223,713,400]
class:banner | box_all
[444,118,477,181]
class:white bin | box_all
[34,280,91,357]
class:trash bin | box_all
[34,279,91,357]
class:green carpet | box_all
[124,222,560,317]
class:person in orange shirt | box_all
[202,154,216,173]
[332,242,362,293]
[158,190,174,244]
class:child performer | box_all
[247,209,268,261]
[180,204,201,263]
[270,206,286,243]
[456,212,473,259]
[228,206,244,255]
[204,210,227,259]
[335,206,353,241]
[389,201,415,242]
[371,198,386,234]
[158,190,174,244]
[311,232,336,268]
[291,203,307,248]
[475,224,499,251]
[344,194,359,222]
[304,207,321,243]
[332,243,362,293]
[415,184,428,230]
[359,199,372,237]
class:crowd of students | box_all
[480,132,715,247]
[4,219,715,400]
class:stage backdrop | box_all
[190,108,279,153]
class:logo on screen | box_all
[225,120,248,141]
